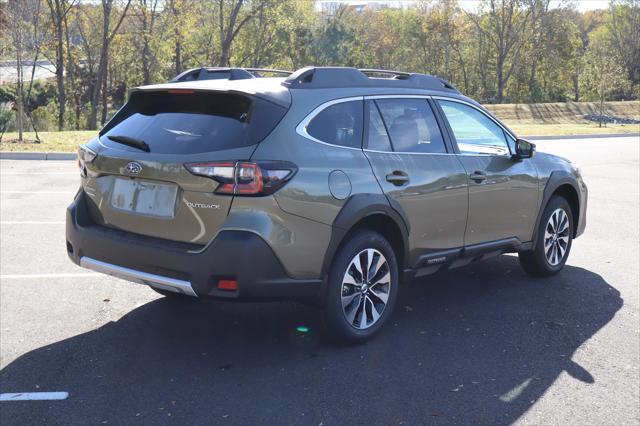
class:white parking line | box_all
[0,191,75,194]
[0,273,100,279]
[0,392,69,401]
[1,221,65,225]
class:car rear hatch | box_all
[80,88,289,245]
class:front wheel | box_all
[519,195,574,277]
[323,230,399,344]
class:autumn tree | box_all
[470,0,534,102]
[88,0,131,129]
[217,0,268,66]
[46,0,75,130]
[607,0,640,90]
[581,27,629,124]
[5,0,26,140]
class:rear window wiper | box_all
[107,135,150,152]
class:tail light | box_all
[185,161,297,196]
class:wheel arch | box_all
[320,194,410,281]
[552,184,580,236]
[532,171,581,249]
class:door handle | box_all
[386,171,409,186]
[469,171,487,182]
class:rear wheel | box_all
[519,195,573,276]
[323,230,399,344]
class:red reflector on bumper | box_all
[218,279,238,291]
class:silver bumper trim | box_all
[79,256,198,297]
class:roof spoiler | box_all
[170,67,292,82]
[282,66,459,93]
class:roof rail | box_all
[170,67,292,82]
[282,66,459,93]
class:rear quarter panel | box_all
[251,91,384,226]
[249,91,384,277]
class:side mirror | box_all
[513,138,535,160]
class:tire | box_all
[519,195,574,277]
[323,230,399,344]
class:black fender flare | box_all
[531,170,581,249]
[320,193,410,279]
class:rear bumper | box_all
[79,256,198,296]
[66,190,322,302]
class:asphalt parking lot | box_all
[0,136,638,425]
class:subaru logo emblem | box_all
[125,162,142,175]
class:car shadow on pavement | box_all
[0,255,622,425]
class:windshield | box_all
[100,91,287,154]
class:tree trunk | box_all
[26,50,41,142]
[100,53,109,125]
[142,40,151,85]
[218,0,247,67]
[88,0,131,129]
[170,0,182,75]
[63,11,82,130]
[55,20,65,130]
[572,74,579,102]
[141,7,151,85]
[16,38,24,141]
[496,56,505,103]
[174,39,182,75]
[89,1,112,130]
[598,74,605,128]
[47,0,68,131]
[89,44,108,129]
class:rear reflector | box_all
[218,279,238,291]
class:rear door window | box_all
[375,98,446,153]
[100,91,287,154]
[306,100,363,148]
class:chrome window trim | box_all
[296,94,516,157]
[295,96,365,151]
[432,95,516,156]
[363,148,454,156]
[364,94,430,100]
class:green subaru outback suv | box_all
[67,67,587,343]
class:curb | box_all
[0,152,77,160]
[526,133,639,140]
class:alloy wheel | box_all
[341,248,391,330]
[544,208,570,266]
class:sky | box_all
[316,0,612,12]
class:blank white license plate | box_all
[110,178,178,218]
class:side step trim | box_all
[80,256,198,297]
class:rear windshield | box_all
[100,91,287,154]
